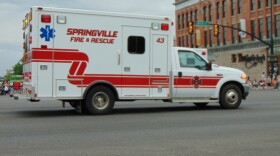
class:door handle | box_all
[117,50,120,65]
[178,72,183,78]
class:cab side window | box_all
[178,50,207,70]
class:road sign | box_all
[195,21,209,26]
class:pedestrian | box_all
[0,81,4,95]
[261,72,266,85]
[259,80,265,89]
[267,76,271,87]
[3,80,10,95]
[274,75,280,90]
[252,79,258,89]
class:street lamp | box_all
[270,0,274,79]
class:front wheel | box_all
[219,84,242,109]
[85,86,115,115]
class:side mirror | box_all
[206,61,212,71]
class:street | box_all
[0,90,280,156]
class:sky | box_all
[0,0,175,77]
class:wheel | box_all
[219,84,242,109]
[193,103,208,107]
[85,86,115,115]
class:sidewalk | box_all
[250,86,280,91]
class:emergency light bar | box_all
[161,24,169,31]
[57,16,66,24]
[41,15,51,23]
[152,23,169,31]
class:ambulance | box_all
[18,6,249,115]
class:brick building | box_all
[175,0,280,81]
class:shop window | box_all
[238,53,242,62]
[232,54,237,63]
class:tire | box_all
[85,86,115,115]
[193,103,208,107]
[219,84,242,109]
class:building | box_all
[175,0,280,81]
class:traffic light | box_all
[214,24,219,36]
[188,21,194,34]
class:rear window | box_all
[128,36,145,54]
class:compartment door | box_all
[37,14,54,97]
[121,26,150,98]
[151,35,169,98]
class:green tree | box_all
[4,70,12,81]
[13,62,23,75]
[4,60,23,81]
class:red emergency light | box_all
[41,15,51,23]
[41,45,48,49]
[28,73,32,79]
[29,36,32,44]
[202,52,206,55]
[161,24,169,31]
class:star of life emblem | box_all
[40,25,55,42]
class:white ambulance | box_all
[18,6,249,115]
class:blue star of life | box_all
[40,25,55,42]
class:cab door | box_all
[174,50,221,99]
[121,26,150,98]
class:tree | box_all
[4,70,12,81]
[4,60,23,81]
[13,62,23,75]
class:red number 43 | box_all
[156,38,165,43]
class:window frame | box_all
[127,36,145,54]
[178,50,208,70]
[251,0,255,11]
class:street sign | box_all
[195,21,209,26]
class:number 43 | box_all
[156,38,165,43]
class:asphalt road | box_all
[0,90,280,156]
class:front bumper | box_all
[242,84,250,99]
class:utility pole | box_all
[270,0,274,79]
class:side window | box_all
[128,36,145,54]
[178,50,207,70]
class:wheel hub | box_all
[226,89,238,105]
[92,92,109,110]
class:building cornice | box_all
[174,0,189,6]
[208,38,280,54]
[175,0,200,10]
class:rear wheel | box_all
[85,86,115,115]
[219,84,242,109]
[193,103,208,107]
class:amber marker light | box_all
[241,74,247,80]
